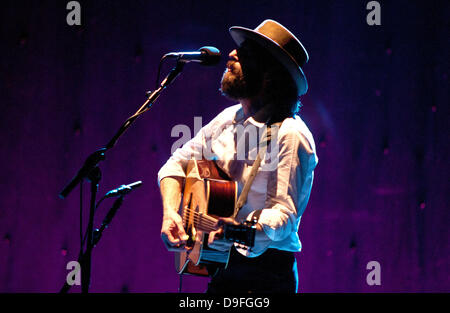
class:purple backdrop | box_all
[0,0,448,292]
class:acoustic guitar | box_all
[174,159,257,277]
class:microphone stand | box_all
[60,196,124,293]
[58,60,186,293]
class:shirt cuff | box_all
[157,161,186,186]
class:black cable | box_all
[178,273,183,293]
[81,195,106,247]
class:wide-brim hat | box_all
[229,19,309,96]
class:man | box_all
[158,20,318,293]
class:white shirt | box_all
[158,104,318,257]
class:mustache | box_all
[226,60,240,74]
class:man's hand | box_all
[161,210,189,251]
[160,177,188,251]
[207,217,238,251]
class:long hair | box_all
[259,50,302,121]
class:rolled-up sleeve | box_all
[157,127,205,185]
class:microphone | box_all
[104,181,143,198]
[164,46,221,66]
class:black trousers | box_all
[207,247,298,293]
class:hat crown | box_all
[229,19,309,95]
[255,20,309,68]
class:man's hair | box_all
[257,48,302,121]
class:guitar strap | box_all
[233,121,282,217]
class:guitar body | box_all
[175,159,238,276]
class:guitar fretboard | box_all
[183,207,218,233]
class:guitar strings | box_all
[183,217,217,232]
[182,208,218,232]
[183,212,217,231]
[183,212,215,224]
[183,207,217,225]
[184,207,217,223]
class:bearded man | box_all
[158,19,318,293]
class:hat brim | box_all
[229,26,308,95]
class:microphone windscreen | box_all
[199,46,221,66]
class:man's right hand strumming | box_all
[160,210,189,251]
[159,176,189,251]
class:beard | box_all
[220,61,263,100]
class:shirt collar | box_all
[233,104,267,128]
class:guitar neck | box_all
[183,207,256,248]
[184,207,218,233]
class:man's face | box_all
[220,42,264,100]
